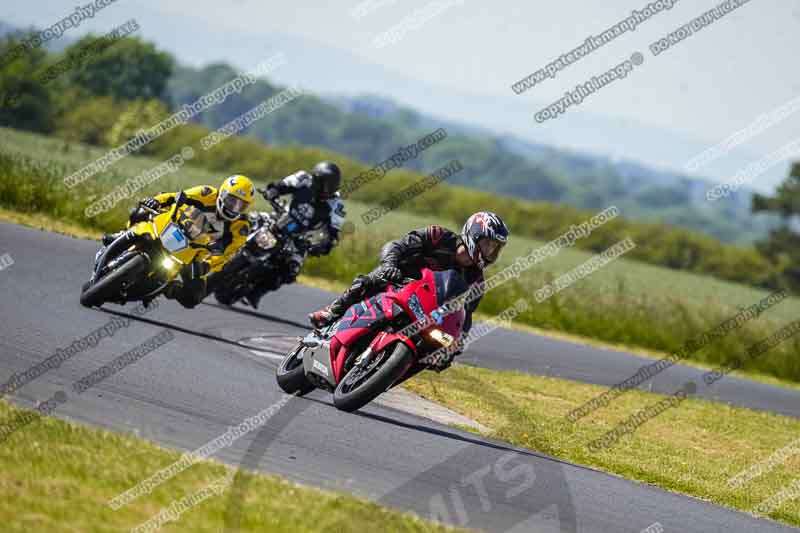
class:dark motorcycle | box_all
[208,198,329,307]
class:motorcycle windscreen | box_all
[177,206,208,240]
[433,269,470,307]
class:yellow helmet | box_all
[217,175,255,221]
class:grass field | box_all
[2,127,799,383]
[406,365,800,528]
[0,399,464,533]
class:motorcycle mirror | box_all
[172,191,187,222]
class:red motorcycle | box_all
[276,268,467,412]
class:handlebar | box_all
[269,197,288,216]
[138,203,161,216]
[261,192,306,229]
[384,276,418,289]
[256,187,290,215]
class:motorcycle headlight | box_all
[161,255,180,273]
[423,328,455,348]
[255,229,277,250]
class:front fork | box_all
[389,361,426,389]
[92,230,137,281]
[354,346,375,369]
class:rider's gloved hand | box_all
[430,342,463,372]
[430,352,456,373]
[376,265,404,284]
[308,239,334,257]
[140,197,160,211]
[260,184,280,201]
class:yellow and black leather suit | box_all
[147,185,251,274]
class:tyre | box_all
[214,289,236,306]
[276,343,315,396]
[80,254,148,308]
[333,342,414,412]
[209,261,247,306]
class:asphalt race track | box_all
[1,221,798,532]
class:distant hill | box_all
[167,65,776,244]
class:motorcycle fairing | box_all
[333,295,383,339]
[390,271,441,321]
[330,283,416,377]
[127,204,211,274]
[330,295,388,382]
[368,330,415,356]
[301,335,337,388]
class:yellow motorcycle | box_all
[80,193,212,308]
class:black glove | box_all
[430,352,455,373]
[260,184,280,201]
[432,337,464,370]
[308,240,334,257]
[140,197,160,211]
[376,265,404,284]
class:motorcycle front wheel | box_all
[333,342,414,412]
[80,254,148,308]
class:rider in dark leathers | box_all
[309,212,509,370]
[245,161,346,307]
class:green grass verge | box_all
[2,126,800,384]
[405,365,800,528]
[0,399,465,533]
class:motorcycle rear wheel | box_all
[276,343,315,396]
[333,342,414,412]
[80,254,148,308]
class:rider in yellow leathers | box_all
[96,175,256,308]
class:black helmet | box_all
[311,161,341,199]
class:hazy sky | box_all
[6,1,800,188]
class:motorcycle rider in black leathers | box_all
[246,161,346,308]
[309,211,509,371]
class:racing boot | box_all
[244,271,283,309]
[308,273,378,328]
[245,291,264,309]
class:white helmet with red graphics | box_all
[461,211,509,269]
